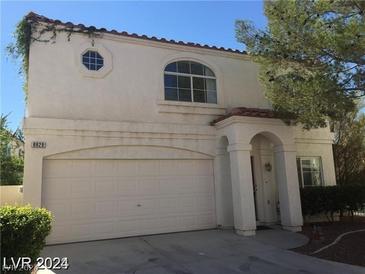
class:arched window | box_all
[164,61,217,104]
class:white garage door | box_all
[42,159,216,244]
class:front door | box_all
[250,156,258,220]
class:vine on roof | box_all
[6,15,98,99]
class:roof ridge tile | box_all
[25,12,247,55]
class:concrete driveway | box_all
[42,229,365,274]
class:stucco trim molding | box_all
[23,117,216,137]
[157,100,226,116]
[214,116,289,129]
[227,143,252,152]
[102,32,250,61]
[45,144,214,160]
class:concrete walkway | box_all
[42,229,365,274]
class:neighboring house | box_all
[23,13,336,244]
[9,138,24,159]
[1,125,24,158]
[4,138,24,158]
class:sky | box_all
[0,0,267,131]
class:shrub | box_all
[0,205,52,273]
[0,155,24,185]
[300,184,365,221]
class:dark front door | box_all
[250,156,258,220]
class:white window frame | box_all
[297,156,324,187]
[75,42,113,79]
[164,66,217,104]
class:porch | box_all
[214,114,303,236]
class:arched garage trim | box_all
[45,144,214,160]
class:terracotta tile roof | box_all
[212,107,278,124]
[25,12,247,55]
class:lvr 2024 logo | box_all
[2,257,69,271]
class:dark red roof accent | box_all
[25,12,246,55]
[212,107,278,125]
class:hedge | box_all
[0,205,52,273]
[300,184,365,221]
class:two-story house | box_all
[23,13,336,244]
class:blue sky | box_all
[1,1,266,131]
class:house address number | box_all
[31,141,47,149]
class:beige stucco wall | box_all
[27,31,269,126]
[0,186,23,206]
[24,29,336,214]
[294,126,336,185]
[23,118,217,206]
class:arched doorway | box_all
[250,133,280,226]
[214,128,303,236]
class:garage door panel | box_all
[159,177,183,195]
[93,160,119,177]
[132,199,160,216]
[71,222,115,240]
[95,178,117,197]
[136,178,160,195]
[196,195,215,212]
[115,219,138,234]
[197,214,216,226]
[46,201,71,222]
[48,223,69,242]
[176,161,195,175]
[115,161,137,176]
[69,160,95,177]
[159,197,181,213]
[137,161,160,176]
[68,201,96,221]
[43,178,71,199]
[158,216,180,230]
[195,176,215,193]
[43,159,215,244]
[117,199,159,217]
[70,179,95,199]
[43,160,72,178]
[116,177,138,196]
[194,160,214,175]
[95,200,117,218]
[179,196,196,212]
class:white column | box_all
[227,143,256,236]
[214,148,227,227]
[274,144,303,232]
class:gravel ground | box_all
[292,216,365,267]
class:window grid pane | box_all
[165,62,177,72]
[207,91,217,104]
[165,88,178,101]
[82,50,104,71]
[191,62,204,75]
[164,61,217,104]
[193,89,206,103]
[297,157,323,187]
[178,88,192,102]
[177,61,190,74]
[178,76,191,89]
[164,75,177,88]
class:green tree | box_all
[333,105,365,184]
[235,0,365,128]
[0,114,24,185]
